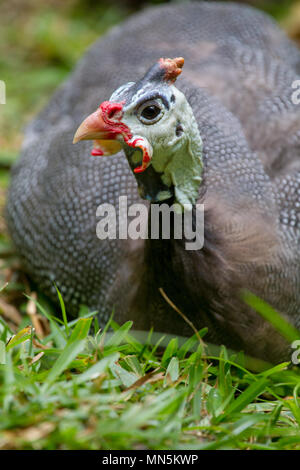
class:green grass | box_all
[1,0,300,451]
[1,290,300,450]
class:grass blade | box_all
[42,340,85,391]
[243,291,300,343]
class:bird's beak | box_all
[73,101,127,156]
[73,100,153,174]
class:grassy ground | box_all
[1,297,300,450]
[1,0,300,451]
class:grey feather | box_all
[6,2,300,362]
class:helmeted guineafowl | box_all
[6,2,300,362]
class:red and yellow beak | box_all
[73,101,130,156]
[73,100,153,173]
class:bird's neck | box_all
[136,202,229,340]
[145,200,208,310]
[151,112,204,208]
[130,95,204,207]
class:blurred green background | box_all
[1,0,300,278]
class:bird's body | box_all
[6,2,300,362]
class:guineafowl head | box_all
[73,58,203,207]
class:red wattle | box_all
[134,166,145,174]
[91,148,104,156]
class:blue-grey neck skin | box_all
[111,80,203,208]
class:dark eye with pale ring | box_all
[141,105,161,120]
[137,100,163,124]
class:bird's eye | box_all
[141,105,160,120]
[137,100,163,124]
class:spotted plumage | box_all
[6,2,300,362]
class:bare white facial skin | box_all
[111,84,203,207]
